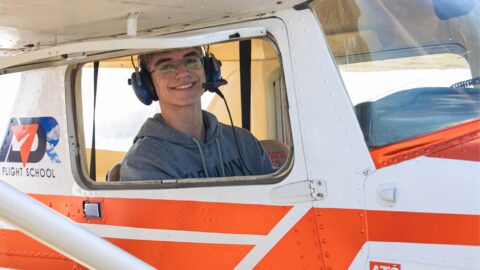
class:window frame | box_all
[65,35,295,190]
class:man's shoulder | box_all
[124,136,165,160]
[120,137,166,180]
[219,123,257,140]
[217,124,265,155]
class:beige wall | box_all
[208,39,280,140]
[85,149,125,181]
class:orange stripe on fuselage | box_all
[255,209,326,269]
[1,208,479,269]
[256,208,368,270]
[0,229,252,270]
[29,194,291,235]
[370,119,480,169]
[0,229,86,270]
[429,137,480,162]
[108,237,253,269]
[367,210,480,245]
[257,208,479,270]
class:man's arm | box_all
[256,139,277,175]
[119,142,174,181]
[232,127,276,176]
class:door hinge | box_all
[270,179,327,204]
[310,179,327,200]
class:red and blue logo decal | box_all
[0,117,60,167]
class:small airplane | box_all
[0,0,479,269]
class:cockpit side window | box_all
[73,38,292,187]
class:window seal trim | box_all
[334,43,467,65]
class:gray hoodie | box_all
[120,111,275,180]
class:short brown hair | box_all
[138,47,203,68]
[138,54,153,69]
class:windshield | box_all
[310,0,479,147]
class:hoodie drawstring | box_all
[192,138,209,178]
[215,138,226,177]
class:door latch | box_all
[83,201,102,219]
[377,183,396,207]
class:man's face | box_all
[147,48,205,109]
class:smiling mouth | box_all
[171,82,196,90]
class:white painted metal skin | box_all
[0,27,268,70]
[285,7,374,268]
[0,0,306,56]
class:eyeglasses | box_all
[150,56,203,77]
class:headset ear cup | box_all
[202,54,223,92]
[130,67,158,105]
[140,68,158,101]
[202,56,212,85]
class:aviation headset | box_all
[129,50,227,105]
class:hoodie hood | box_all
[135,111,221,148]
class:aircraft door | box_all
[64,17,318,269]
[284,6,374,270]
[364,157,480,270]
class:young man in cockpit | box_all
[120,47,275,180]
